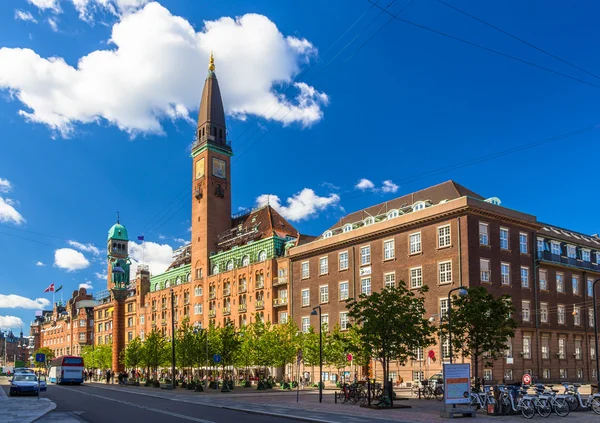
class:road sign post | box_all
[522,373,531,385]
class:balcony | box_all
[273,297,288,307]
[208,310,216,318]
[151,305,157,312]
[209,292,216,300]
[184,298,190,305]
[538,250,600,272]
[223,288,231,297]
[223,306,231,316]
[255,280,264,290]
[255,300,264,310]
[239,284,247,294]
[161,304,167,310]
[161,320,167,326]
[238,304,247,313]
[273,277,287,287]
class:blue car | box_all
[9,373,47,396]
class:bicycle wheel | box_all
[591,397,600,415]
[553,398,570,417]
[424,388,433,400]
[359,391,368,406]
[499,395,512,415]
[520,399,535,419]
[468,394,479,411]
[434,387,444,401]
[565,395,579,412]
[536,398,552,418]
[411,385,420,397]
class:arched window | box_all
[387,210,399,219]
[343,224,352,233]
[175,276,181,285]
[212,265,219,275]
[165,280,171,288]
[413,201,426,211]
[186,273,191,282]
[226,260,234,271]
[242,255,250,266]
[364,217,374,226]
[323,231,333,238]
[258,251,267,262]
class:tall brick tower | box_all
[191,52,232,281]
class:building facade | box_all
[289,181,600,384]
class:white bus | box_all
[49,356,84,384]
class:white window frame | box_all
[500,227,509,250]
[339,251,349,271]
[551,241,561,255]
[384,272,396,288]
[522,300,530,322]
[340,312,349,330]
[343,224,352,233]
[361,277,371,295]
[321,314,329,331]
[409,232,422,254]
[501,262,510,285]
[540,302,548,323]
[521,266,529,288]
[574,306,581,326]
[539,270,548,291]
[364,217,374,226]
[440,298,449,320]
[479,222,489,246]
[319,285,329,304]
[556,273,564,293]
[319,257,328,275]
[573,276,580,295]
[438,260,452,285]
[339,281,349,301]
[410,267,423,289]
[519,232,528,254]
[480,258,490,283]
[360,245,371,265]
[558,305,565,324]
[301,261,310,279]
[582,249,591,262]
[558,337,566,359]
[301,289,310,307]
[523,336,531,359]
[383,239,395,260]
[302,317,310,333]
[438,225,451,248]
[567,245,577,259]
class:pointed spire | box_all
[208,51,215,73]
[195,51,228,150]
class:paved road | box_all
[0,383,303,423]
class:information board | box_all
[443,363,470,405]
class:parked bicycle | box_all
[497,385,537,418]
[534,384,569,417]
[562,383,600,414]
[411,380,444,400]
[468,385,496,411]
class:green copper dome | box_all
[108,223,128,241]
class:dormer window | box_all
[258,250,267,262]
[413,201,426,211]
[323,231,333,239]
[242,255,250,266]
[343,224,352,233]
[212,265,219,275]
[387,210,399,219]
[226,260,234,271]
[364,217,374,226]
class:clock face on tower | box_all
[212,157,227,179]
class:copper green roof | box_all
[108,223,128,241]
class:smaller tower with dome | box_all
[107,214,131,290]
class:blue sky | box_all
[1,0,599,334]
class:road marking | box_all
[56,386,215,423]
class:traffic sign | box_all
[35,353,46,363]
[346,353,353,361]
[213,354,221,363]
[522,374,531,385]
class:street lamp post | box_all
[447,287,468,364]
[170,288,176,389]
[592,278,600,384]
[311,305,323,403]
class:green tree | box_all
[191,327,209,377]
[346,282,435,395]
[121,337,143,373]
[217,320,240,378]
[344,325,371,372]
[325,325,349,380]
[301,327,320,383]
[441,286,517,389]
[95,344,113,370]
[233,325,253,380]
[176,319,196,376]
[141,329,168,373]
[249,317,274,376]
[34,347,54,368]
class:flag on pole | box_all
[44,283,55,293]
[55,285,63,293]
[138,235,144,241]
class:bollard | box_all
[389,379,393,408]
[368,379,372,407]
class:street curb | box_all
[28,399,57,423]
[219,404,342,423]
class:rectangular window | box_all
[410,267,423,288]
[339,251,349,270]
[556,273,564,293]
[504,369,513,381]
[319,257,328,275]
[523,336,531,359]
[500,228,509,250]
[339,282,349,301]
[537,238,544,254]
[438,225,451,248]
[301,262,309,279]
[505,338,513,358]
[574,306,581,325]
[412,371,424,382]
[541,337,550,359]
[522,301,530,322]
[558,337,566,359]
[560,368,567,379]
[194,287,203,296]
[521,267,529,288]
[551,241,561,255]
[479,222,489,246]
[383,239,395,260]
[582,249,591,262]
[439,261,452,284]
[483,369,492,381]
[127,317,133,327]
[440,298,449,320]
[360,246,371,265]
[590,308,595,328]
[575,339,582,360]
[589,279,594,297]
[302,317,310,333]
[320,285,329,303]
[519,233,528,254]
[558,305,565,324]
[384,272,395,288]
[409,232,422,254]
[301,289,310,307]
[480,259,490,282]
[567,245,577,259]
[573,276,580,295]
[441,335,450,359]
[543,369,551,379]
[592,343,596,360]
[321,314,329,331]
[501,262,510,285]
[340,312,349,330]
[540,303,548,323]
[414,347,424,361]
[280,312,288,324]
[361,278,371,295]
[539,270,548,291]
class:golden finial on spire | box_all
[208,51,215,72]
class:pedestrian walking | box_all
[105,369,110,384]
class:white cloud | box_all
[68,240,100,255]
[27,0,61,13]
[79,281,93,290]
[47,17,59,31]
[355,178,375,191]
[54,248,90,271]
[94,271,107,280]
[0,178,12,193]
[128,241,173,277]
[0,294,50,309]
[0,197,25,225]
[256,188,340,222]
[0,3,327,137]
[15,10,38,23]
[381,180,399,193]
[35,261,45,266]
[0,315,25,329]
[69,0,149,21]
[173,237,187,245]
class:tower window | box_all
[219,128,223,139]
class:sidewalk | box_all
[0,377,57,423]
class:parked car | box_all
[9,373,44,396]
[429,373,444,384]
[13,367,35,374]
